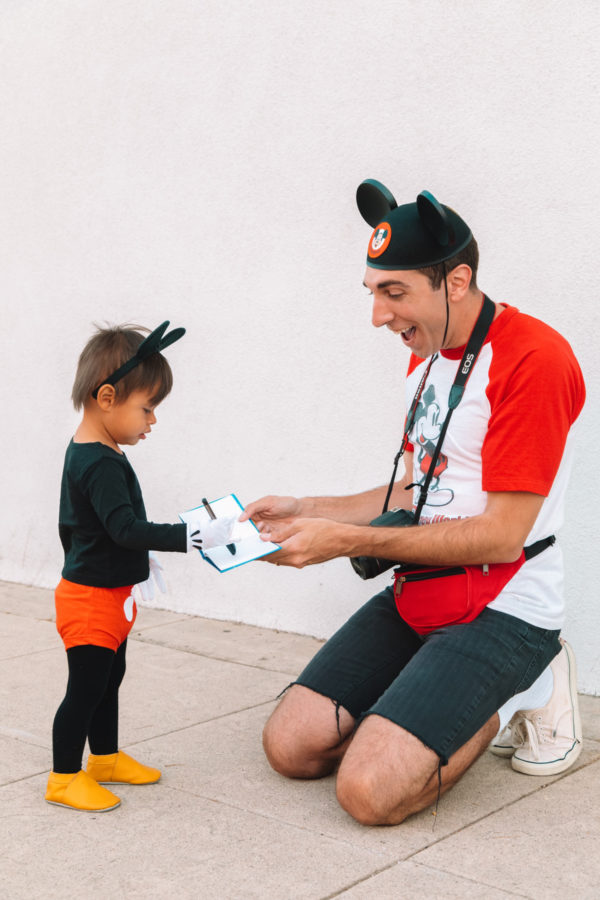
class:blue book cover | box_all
[179,494,281,572]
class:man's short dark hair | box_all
[419,236,479,290]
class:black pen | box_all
[201,497,236,556]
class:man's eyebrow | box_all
[362,279,410,289]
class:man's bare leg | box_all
[263,686,500,826]
[263,684,355,778]
[336,711,500,825]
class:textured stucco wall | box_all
[1,1,598,689]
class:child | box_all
[47,321,235,812]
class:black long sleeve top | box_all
[59,440,186,588]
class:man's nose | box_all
[371,295,394,328]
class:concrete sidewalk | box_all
[1,580,599,899]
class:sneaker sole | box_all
[511,738,582,775]
[511,640,582,776]
[489,744,516,758]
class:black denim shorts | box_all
[296,586,561,764]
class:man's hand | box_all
[259,516,348,568]
[239,495,302,530]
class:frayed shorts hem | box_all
[295,586,561,762]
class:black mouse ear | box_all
[356,179,398,227]
[158,326,186,351]
[137,321,170,359]
[417,191,455,247]
[136,321,186,358]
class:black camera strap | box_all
[383,294,496,517]
[382,355,437,513]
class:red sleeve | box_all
[482,316,585,495]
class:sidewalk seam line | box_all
[400,753,600,859]
[130,634,303,675]
[162,783,400,860]
[129,615,193,633]
[121,698,277,747]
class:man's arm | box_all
[258,490,545,568]
[241,457,414,528]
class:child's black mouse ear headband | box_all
[91,321,186,399]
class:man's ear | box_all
[446,264,473,301]
[95,384,117,410]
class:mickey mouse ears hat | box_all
[92,321,186,399]
[357,179,473,270]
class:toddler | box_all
[46,321,234,812]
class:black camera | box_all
[350,508,416,580]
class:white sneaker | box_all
[489,713,527,757]
[511,640,582,776]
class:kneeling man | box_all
[242,180,585,825]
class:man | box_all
[240,181,585,825]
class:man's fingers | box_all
[241,497,273,522]
[260,544,306,569]
[259,518,296,543]
[261,547,295,567]
[241,509,265,527]
[262,550,283,564]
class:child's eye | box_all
[144,408,152,414]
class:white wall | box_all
[1,1,599,690]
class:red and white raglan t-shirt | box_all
[404,304,585,630]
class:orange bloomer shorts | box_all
[55,578,137,651]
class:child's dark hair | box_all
[72,324,174,410]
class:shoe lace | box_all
[520,713,553,760]
[509,717,527,748]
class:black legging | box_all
[52,641,127,773]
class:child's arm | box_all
[83,457,232,553]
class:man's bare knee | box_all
[335,715,439,826]
[262,684,354,779]
[336,713,498,826]
[336,767,410,826]
[262,709,309,777]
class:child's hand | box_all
[134,552,167,602]
[187,516,240,552]
[149,552,166,592]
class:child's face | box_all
[107,388,159,447]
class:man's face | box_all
[363,267,448,359]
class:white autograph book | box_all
[179,494,281,572]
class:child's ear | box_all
[96,384,117,410]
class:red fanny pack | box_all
[393,537,555,635]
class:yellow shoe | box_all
[86,750,161,785]
[45,770,121,812]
